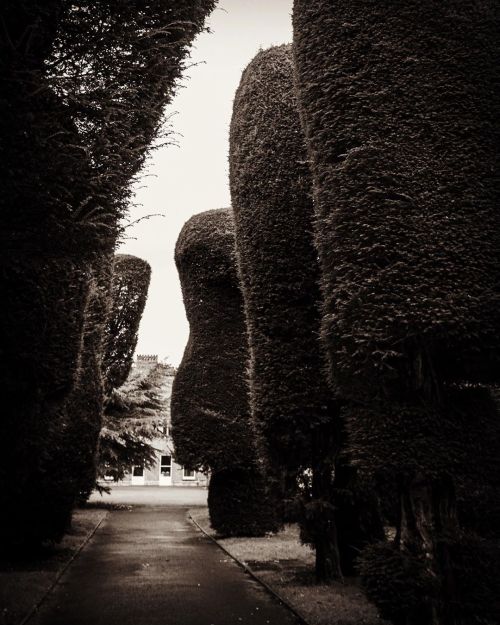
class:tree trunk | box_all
[400,475,459,625]
[311,427,342,582]
[334,461,385,575]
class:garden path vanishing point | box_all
[30,497,300,625]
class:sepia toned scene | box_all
[1,2,498,625]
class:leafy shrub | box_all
[447,534,500,625]
[359,542,437,625]
[293,0,500,400]
[208,467,277,538]
[230,45,329,474]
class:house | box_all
[107,355,208,488]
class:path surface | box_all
[32,494,299,625]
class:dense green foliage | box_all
[172,208,278,536]
[55,252,152,504]
[359,542,438,625]
[293,1,500,397]
[61,257,113,505]
[0,258,94,549]
[230,45,383,579]
[0,0,215,548]
[230,45,329,474]
[102,255,152,396]
[172,209,256,474]
[293,1,500,622]
[208,469,277,538]
[360,531,500,625]
[0,3,99,548]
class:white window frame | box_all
[182,467,196,481]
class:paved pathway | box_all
[32,504,299,625]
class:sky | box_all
[118,0,294,366]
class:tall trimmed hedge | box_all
[89,254,153,494]
[0,255,93,550]
[102,254,152,397]
[172,208,277,536]
[293,1,500,396]
[293,1,500,622]
[230,45,327,475]
[230,45,383,579]
[47,257,112,513]
[49,253,152,508]
[0,1,216,549]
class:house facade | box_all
[120,432,208,487]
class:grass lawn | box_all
[190,508,389,625]
[0,508,107,625]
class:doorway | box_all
[159,455,172,486]
[131,465,145,485]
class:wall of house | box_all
[119,435,208,487]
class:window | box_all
[182,467,195,481]
[160,455,172,477]
[132,465,144,477]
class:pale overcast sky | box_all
[118,0,294,366]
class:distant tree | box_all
[96,363,169,486]
[97,418,158,486]
[0,0,216,549]
[293,1,500,622]
[230,45,383,581]
[172,209,278,536]
[102,255,152,397]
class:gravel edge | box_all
[188,512,311,625]
[20,510,108,625]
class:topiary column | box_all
[293,0,500,621]
[172,208,278,537]
[68,253,152,502]
[102,254,152,398]
[230,44,383,581]
[45,255,113,516]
